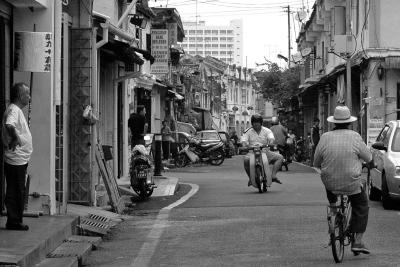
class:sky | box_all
[149,0,316,69]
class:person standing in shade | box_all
[2,83,33,231]
[161,120,172,160]
[310,117,320,166]
[128,105,148,148]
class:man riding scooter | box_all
[242,114,284,186]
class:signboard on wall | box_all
[166,23,177,46]
[151,29,169,75]
[14,31,52,72]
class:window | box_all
[189,37,196,41]
[220,37,226,41]
[205,30,211,35]
[205,37,211,42]
[189,30,196,35]
[227,44,233,48]
[227,37,233,42]
[227,30,233,35]
[212,30,218,35]
[205,44,211,47]
[220,30,226,34]
[212,44,218,48]
[184,30,188,35]
[197,30,203,34]
[212,51,218,55]
[205,51,211,55]
[220,44,226,48]
[197,37,203,42]
[197,44,203,47]
[189,44,196,48]
[220,51,226,55]
[212,37,218,41]
[377,125,390,143]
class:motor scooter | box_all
[244,145,272,193]
[129,136,156,199]
[175,136,225,167]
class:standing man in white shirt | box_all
[2,83,33,231]
[242,114,283,185]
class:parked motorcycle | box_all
[294,138,305,162]
[175,136,225,167]
[244,145,272,193]
[129,139,156,199]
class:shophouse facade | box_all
[0,0,159,215]
[297,0,400,145]
[224,64,257,135]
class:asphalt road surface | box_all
[86,156,400,267]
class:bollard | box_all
[154,133,162,176]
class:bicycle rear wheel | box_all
[330,214,345,263]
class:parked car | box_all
[218,131,235,157]
[369,120,400,209]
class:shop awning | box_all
[168,90,184,100]
[131,46,155,64]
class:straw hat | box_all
[327,105,357,124]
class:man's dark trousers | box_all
[326,188,369,233]
[5,163,28,225]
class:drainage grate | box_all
[88,213,111,223]
[77,216,113,236]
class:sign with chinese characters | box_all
[14,32,52,72]
[166,23,177,46]
[151,29,169,75]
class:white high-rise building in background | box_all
[181,20,243,66]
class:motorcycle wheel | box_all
[209,150,225,166]
[175,154,188,168]
[134,180,153,199]
[255,166,262,193]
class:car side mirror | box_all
[372,141,387,151]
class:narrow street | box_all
[85,156,400,267]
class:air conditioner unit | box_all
[332,35,352,56]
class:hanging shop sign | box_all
[151,29,169,75]
[14,31,52,72]
[166,22,177,46]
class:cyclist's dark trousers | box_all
[326,188,369,233]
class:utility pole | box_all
[345,0,352,110]
[283,5,291,68]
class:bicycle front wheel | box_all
[330,214,345,263]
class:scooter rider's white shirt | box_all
[241,126,275,147]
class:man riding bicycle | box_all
[313,105,373,254]
[242,114,283,185]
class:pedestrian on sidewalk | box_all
[161,120,172,160]
[2,83,33,231]
[310,117,320,166]
[128,105,148,148]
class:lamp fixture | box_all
[377,64,384,80]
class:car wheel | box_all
[381,173,393,210]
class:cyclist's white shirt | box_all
[241,127,275,147]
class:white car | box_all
[369,120,400,209]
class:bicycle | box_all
[327,194,358,263]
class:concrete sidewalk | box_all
[0,175,179,266]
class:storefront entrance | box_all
[0,1,11,213]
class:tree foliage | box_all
[255,63,301,106]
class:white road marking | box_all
[131,183,199,267]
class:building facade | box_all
[297,0,400,146]
[181,20,243,66]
